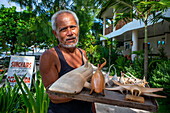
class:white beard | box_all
[60,38,79,48]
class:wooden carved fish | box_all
[89,58,106,96]
[105,86,126,94]
[49,55,93,94]
[112,80,166,98]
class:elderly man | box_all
[39,10,95,113]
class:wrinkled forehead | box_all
[55,13,77,27]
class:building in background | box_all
[99,6,170,60]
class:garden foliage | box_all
[0,72,22,113]
[0,71,49,113]
[150,60,170,97]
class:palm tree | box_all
[104,0,169,80]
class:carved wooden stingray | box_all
[106,80,166,98]
[49,55,93,94]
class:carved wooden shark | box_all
[49,55,93,94]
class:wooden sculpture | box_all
[106,80,166,103]
[119,71,125,84]
[123,73,135,84]
[105,64,118,86]
[121,72,148,87]
[105,64,114,86]
[112,65,118,81]
[105,86,126,94]
[49,55,93,94]
[89,58,106,96]
[134,76,148,87]
[112,80,166,98]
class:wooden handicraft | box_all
[47,61,162,112]
[48,55,93,94]
[89,58,106,96]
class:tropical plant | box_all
[104,0,169,80]
[8,0,109,50]
[0,71,4,83]
[150,60,170,106]
[124,49,163,79]
[0,72,23,113]
[150,60,170,96]
[0,69,49,113]
[0,5,37,55]
[14,73,49,113]
[157,46,168,60]
[69,0,106,48]
[114,55,131,75]
[98,35,120,67]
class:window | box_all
[125,43,130,50]
[157,40,165,48]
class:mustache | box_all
[65,37,76,41]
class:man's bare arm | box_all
[39,50,72,103]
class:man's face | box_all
[54,13,79,48]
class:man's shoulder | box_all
[78,48,87,59]
[78,48,86,53]
[42,48,56,55]
[40,47,58,60]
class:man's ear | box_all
[52,30,58,39]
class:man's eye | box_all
[60,27,67,32]
[70,26,76,29]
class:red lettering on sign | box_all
[11,62,15,67]
[7,76,31,83]
[10,62,32,68]
[7,76,18,83]
[23,77,30,83]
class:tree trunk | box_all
[109,42,111,67]
[11,47,14,55]
[144,42,148,79]
[24,46,26,55]
[144,20,148,80]
[11,42,15,55]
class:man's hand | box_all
[47,92,72,103]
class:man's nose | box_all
[66,28,73,35]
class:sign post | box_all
[6,55,35,90]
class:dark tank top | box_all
[56,46,84,77]
[48,46,93,113]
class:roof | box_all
[97,0,117,19]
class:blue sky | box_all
[0,0,25,11]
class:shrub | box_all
[114,55,131,76]
[0,72,23,113]
[14,73,49,113]
[0,71,49,113]
[150,60,170,97]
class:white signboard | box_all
[6,55,35,89]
